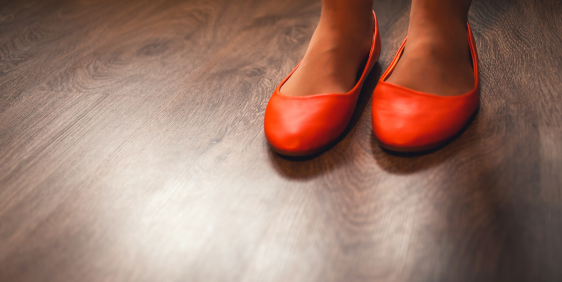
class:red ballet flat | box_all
[264,11,381,157]
[372,22,479,152]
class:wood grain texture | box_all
[0,0,561,281]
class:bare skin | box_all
[280,0,374,96]
[281,0,474,97]
[387,0,474,96]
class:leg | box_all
[280,0,375,97]
[386,0,474,96]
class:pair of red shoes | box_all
[264,11,479,156]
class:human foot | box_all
[280,3,374,97]
[386,0,474,96]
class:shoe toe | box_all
[372,83,478,151]
[264,93,355,155]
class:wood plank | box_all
[0,0,561,281]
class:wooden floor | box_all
[1,0,561,281]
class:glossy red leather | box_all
[264,11,381,156]
[372,22,479,152]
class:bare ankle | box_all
[279,2,375,97]
[410,0,471,22]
